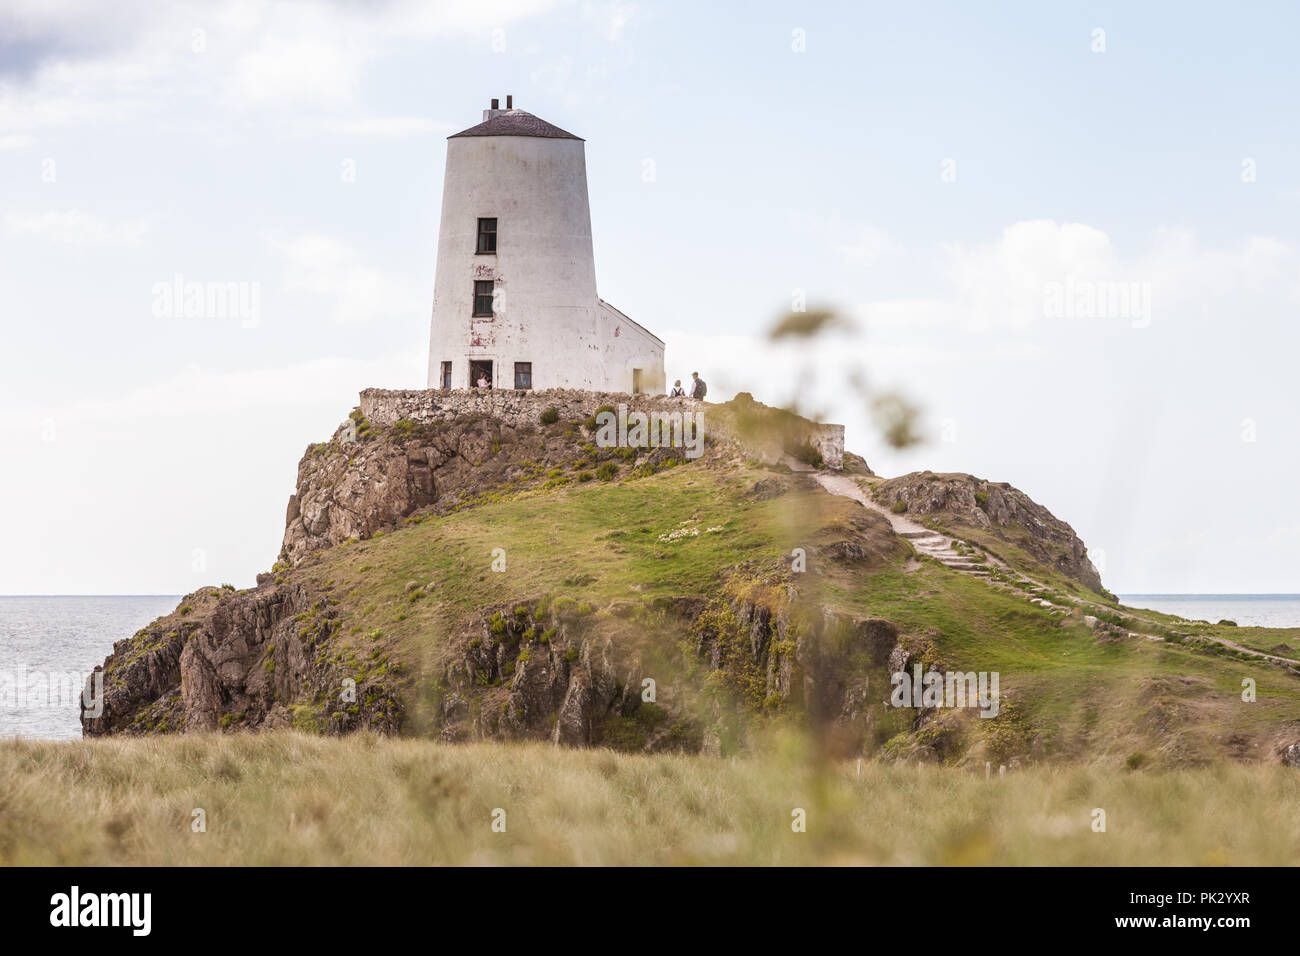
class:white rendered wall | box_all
[598,301,665,394]
[426,131,664,392]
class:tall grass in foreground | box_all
[1,732,1297,865]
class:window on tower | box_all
[440,361,452,389]
[514,362,532,389]
[473,280,494,316]
[476,218,497,254]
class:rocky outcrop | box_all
[281,413,541,564]
[83,582,402,737]
[873,471,1107,595]
[282,391,855,566]
[280,406,671,564]
[437,601,688,751]
[433,590,918,757]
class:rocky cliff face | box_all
[428,572,917,757]
[872,471,1107,595]
[83,581,402,737]
[282,411,602,565]
[84,578,931,760]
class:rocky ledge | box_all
[872,471,1107,595]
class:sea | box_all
[1118,595,1300,630]
[0,595,179,741]
[2,594,1299,740]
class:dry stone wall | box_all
[359,387,845,470]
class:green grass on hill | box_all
[289,461,857,691]
[256,458,1300,767]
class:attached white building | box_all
[427,97,665,394]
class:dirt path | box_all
[798,466,1003,576]
[795,461,1299,667]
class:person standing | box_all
[669,379,685,397]
[689,372,707,400]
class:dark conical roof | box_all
[449,109,583,141]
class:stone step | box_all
[899,531,941,540]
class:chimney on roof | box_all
[490,98,499,109]
[506,94,513,109]
[483,97,506,122]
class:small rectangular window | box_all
[514,362,532,389]
[476,218,497,254]
[473,280,494,316]
[440,361,452,389]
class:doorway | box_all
[470,360,494,389]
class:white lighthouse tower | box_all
[427,97,665,394]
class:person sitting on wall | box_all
[689,372,707,400]
[669,379,685,397]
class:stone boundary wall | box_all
[359,388,845,470]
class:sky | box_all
[0,0,1297,595]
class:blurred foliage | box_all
[761,306,925,452]
[871,393,924,450]
[767,309,851,341]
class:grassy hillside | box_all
[201,452,1300,766]
[90,405,1300,769]
[3,733,1298,865]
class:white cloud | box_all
[229,35,366,109]
[265,232,424,325]
[0,350,426,594]
[942,220,1121,328]
[32,351,424,427]
[0,0,559,136]
[927,220,1300,330]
